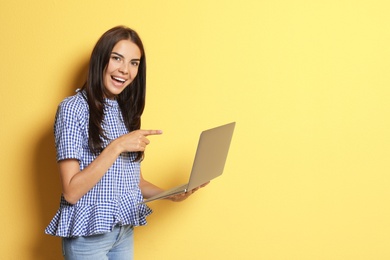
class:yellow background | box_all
[1,0,389,259]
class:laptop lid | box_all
[186,122,236,190]
[141,122,236,204]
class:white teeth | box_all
[113,76,126,82]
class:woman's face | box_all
[103,39,141,99]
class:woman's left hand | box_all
[168,182,210,202]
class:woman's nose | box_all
[118,63,129,74]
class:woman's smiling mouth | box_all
[112,76,126,84]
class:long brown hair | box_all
[81,26,146,161]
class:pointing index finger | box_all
[140,129,163,136]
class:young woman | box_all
[45,25,206,260]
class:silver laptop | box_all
[141,122,236,204]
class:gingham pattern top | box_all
[45,90,152,237]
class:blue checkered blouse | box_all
[45,90,152,237]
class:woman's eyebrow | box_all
[111,52,140,61]
[111,52,124,58]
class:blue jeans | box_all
[62,225,134,260]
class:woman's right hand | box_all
[115,129,163,153]
[60,129,162,205]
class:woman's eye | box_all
[131,61,139,66]
[112,56,121,61]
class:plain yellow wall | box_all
[1,0,390,259]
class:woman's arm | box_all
[139,171,210,202]
[60,129,162,204]
[139,171,165,199]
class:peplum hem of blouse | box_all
[45,192,152,237]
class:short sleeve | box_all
[54,96,87,162]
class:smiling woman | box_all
[80,26,148,157]
[103,40,141,99]
[44,26,207,260]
